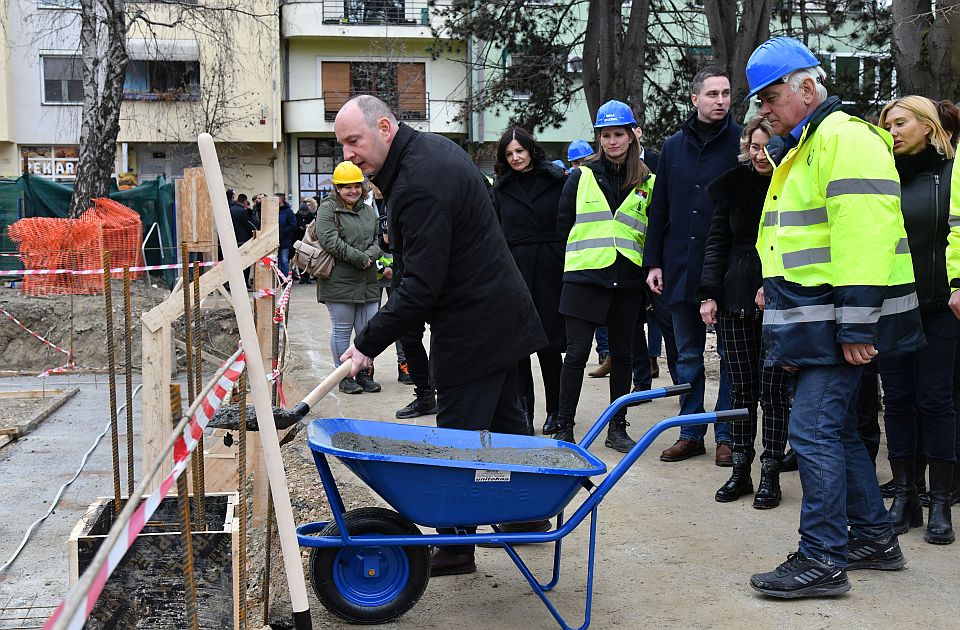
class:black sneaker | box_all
[750,552,850,599]
[846,534,906,571]
[553,422,575,444]
[338,377,363,394]
[395,395,437,419]
[397,362,414,385]
[355,368,381,393]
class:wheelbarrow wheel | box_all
[310,507,429,624]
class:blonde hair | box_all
[879,96,956,159]
[737,116,775,165]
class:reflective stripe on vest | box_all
[564,166,652,272]
[762,292,919,326]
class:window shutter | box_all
[323,62,351,114]
[397,63,426,118]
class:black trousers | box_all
[559,290,642,426]
[399,322,432,396]
[436,365,527,553]
[518,348,563,422]
[716,314,792,461]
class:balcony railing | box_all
[318,0,431,26]
[323,90,429,121]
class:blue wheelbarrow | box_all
[297,384,748,628]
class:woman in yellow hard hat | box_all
[315,161,383,394]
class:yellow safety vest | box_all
[757,110,914,288]
[948,159,960,288]
[564,166,653,272]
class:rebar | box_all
[192,262,206,529]
[261,487,274,627]
[172,384,200,630]
[271,303,280,407]
[237,371,248,630]
[123,266,134,495]
[181,244,200,531]
[102,250,122,515]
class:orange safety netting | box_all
[9,198,144,296]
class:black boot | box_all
[925,462,955,545]
[542,412,560,435]
[354,368,382,393]
[395,389,437,419]
[753,457,783,509]
[781,448,798,472]
[338,377,363,394]
[604,417,636,453]
[879,479,896,498]
[518,396,535,436]
[715,451,754,502]
[553,418,575,444]
[953,464,960,505]
[397,362,414,385]
[888,457,923,535]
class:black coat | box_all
[355,123,547,389]
[493,160,566,348]
[895,148,956,311]
[699,164,770,316]
[643,112,743,305]
[229,201,256,245]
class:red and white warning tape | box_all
[0,305,75,377]
[44,350,246,630]
[0,260,217,277]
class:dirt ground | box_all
[0,281,958,629]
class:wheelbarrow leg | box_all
[313,452,349,534]
[501,506,599,630]
[542,511,565,592]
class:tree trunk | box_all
[70,0,129,218]
[893,0,960,101]
[622,0,650,125]
[583,0,649,124]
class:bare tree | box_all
[891,0,960,101]
[703,0,772,115]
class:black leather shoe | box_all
[542,412,560,435]
[716,452,753,502]
[553,420,575,444]
[396,394,437,419]
[753,458,783,509]
[782,448,798,472]
[429,547,476,577]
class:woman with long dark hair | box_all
[493,127,567,435]
[877,95,957,544]
[699,116,793,508]
[553,100,654,451]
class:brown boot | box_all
[660,439,707,462]
[588,356,612,378]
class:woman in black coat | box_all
[699,116,792,509]
[877,96,958,544]
[493,127,566,436]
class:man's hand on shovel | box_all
[341,344,373,376]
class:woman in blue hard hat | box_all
[314,160,383,395]
[492,127,567,437]
[554,100,654,451]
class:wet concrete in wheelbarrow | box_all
[330,431,592,469]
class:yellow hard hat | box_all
[332,161,365,185]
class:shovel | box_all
[209,360,353,431]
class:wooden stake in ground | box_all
[197,133,312,630]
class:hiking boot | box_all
[715,451,753,503]
[553,419,575,444]
[846,534,907,571]
[542,412,560,435]
[750,552,850,599]
[588,356,612,378]
[604,417,636,453]
[354,368,381,393]
[338,377,363,395]
[753,457,783,510]
[397,362,414,385]
[396,393,437,419]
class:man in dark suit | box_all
[643,67,742,465]
[335,95,547,577]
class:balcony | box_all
[322,90,429,122]
[282,0,442,39]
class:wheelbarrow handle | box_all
[714,408,753,422]
[579,383,692,449]
[289,360,354,420]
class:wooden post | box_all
[249,195,278,528]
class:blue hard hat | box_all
[746,37,820,98]
[566,140,594,162]
[594,100,636,128]
[551,159,566,170]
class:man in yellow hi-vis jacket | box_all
[744,37,924,599]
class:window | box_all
[38,0,80,9]
[507,54,534,100]
[298,139,343,201]
[42,56,83,104]
[821,53,895,105]
[21,145,79,181]
[321,61,428,121]
[123,60,200,101]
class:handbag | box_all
[293,214,338,279]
